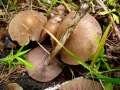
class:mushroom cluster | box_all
[8,6,65,82]
[8,5,102,82]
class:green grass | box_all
[0,46,32,69]
[90,22,112,67]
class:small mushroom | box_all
[8,10,47,46]
[5,83,23,90]
[41,15,62,40]
[26,47,62,82]
[55,12,102,65]
[59,78,103,90]
[41,5,66,44]
[55,11,77,40]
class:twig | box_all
[37,41,50,55]
[0,0,9,15]
[61,0,71,12]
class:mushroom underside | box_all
[26,47,62,82]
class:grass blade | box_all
[16,57,32,68]
[91,22,112,67]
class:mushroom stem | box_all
[37,41,50,55]
[43,27,62,63]
[37,41,56,65]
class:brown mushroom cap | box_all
[59,78,103,90]
[41,5,66,43]
[26,47,62,82]
[56,13,102,65]
[8,10,47,46]
[55,11,77,40]
[5,83,23,90]
[41,15,62,40]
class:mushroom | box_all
[41,4,66,45]
[55,12,102,65]
[8,10,47,46]
[26,47,62,82]
[41,15,63,41]
[59,78,103,90]
[5,83,23,90]
[55,11,77,41]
